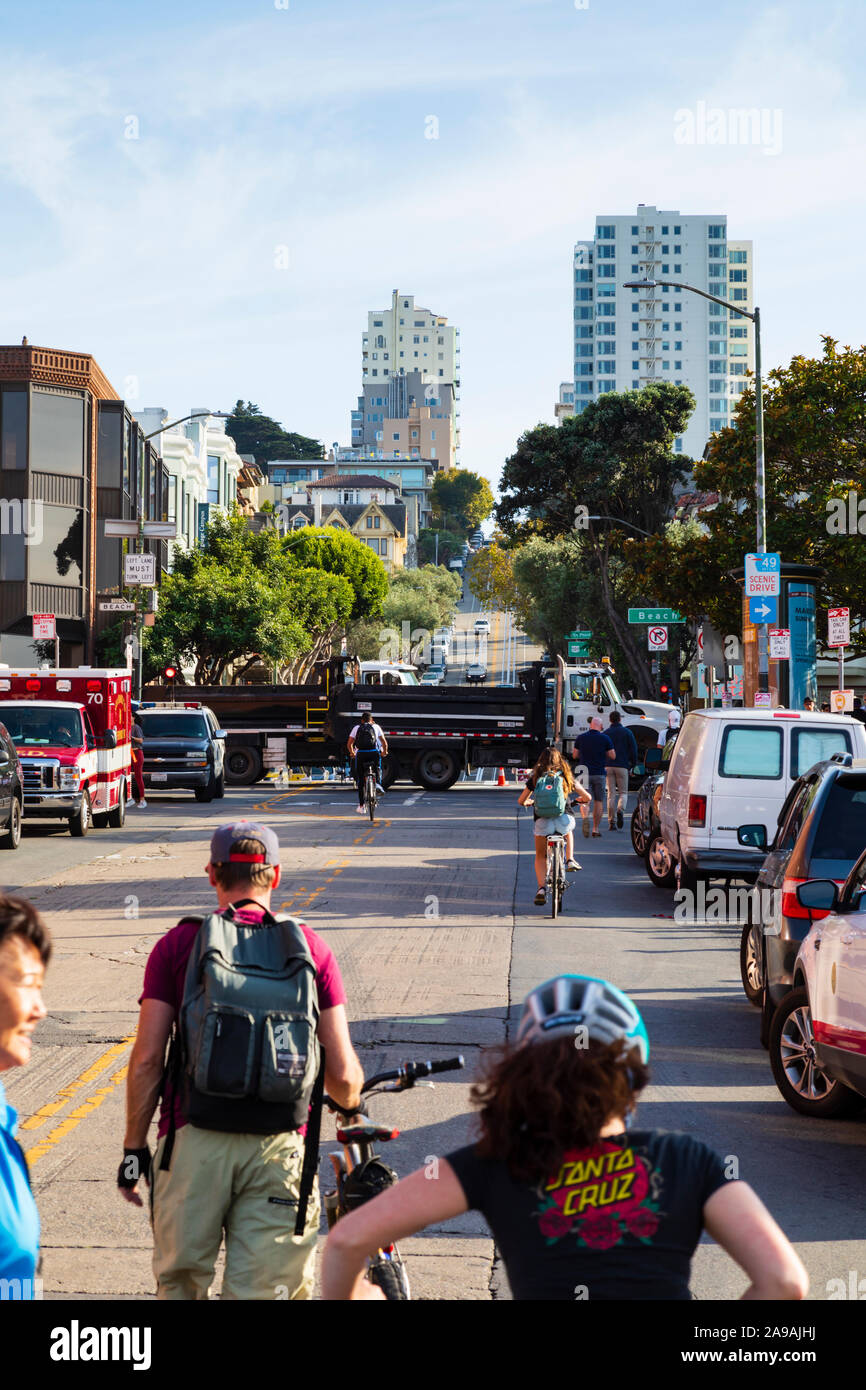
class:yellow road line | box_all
[26,1061,130,1167]
[20,1035,137,1132]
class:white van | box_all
[658,708,866,891]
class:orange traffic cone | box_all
[497,767,506,786]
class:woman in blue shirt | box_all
[0,896,50,1299]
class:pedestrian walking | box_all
[606,712,638,830]
[573,717,615,837]
[321,975,808,1302]
[0,896,50,1300]
[657,706,681,747]
[130,716,146,808]
[118,820,365,1300]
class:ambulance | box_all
[0,666,132,836]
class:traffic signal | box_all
[164,665,177,681]
[660,683,669,697]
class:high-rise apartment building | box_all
[359,290,460,465]
[572,206,754,460]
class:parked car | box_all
[768,856,866,1118]
[137,703,227,802]
[737,754,866,1046]
[0,721,23,850]
[655,708,866,894]
[421,667,446,686]
[631,745,669,871]
[466,664,487,685]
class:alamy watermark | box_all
[826,491,866,535]
[674,102,783,157]
[674,884,781,926]
[0,498,43,544]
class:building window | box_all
[730,288,748,300]
[30,388,84,475]
[167,475,177,523]
[597,225,616,238]
[367,538,379,554]
[380,537,388,558]
[1,387,27,471]
[30,504,83,586]
[632,360,639,370]
[631,225,639,234]
[729,269,747,282]
[207,455,220,504]
[708,224,726,238]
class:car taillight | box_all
[688,794,706,827]
[780,877,841,921]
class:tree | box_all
[430,469,495,533]
[624,339,866,648]
[466,542,522,612]
[281,525,388,624]
[383,565,461,636]
[225,401,324,463]
[496,384,695,694]
[416,527,463,567]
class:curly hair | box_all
[469,1034,649,1183]
[531,746,574,793]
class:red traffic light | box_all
[660,684,669,694]
[164,666,177,680]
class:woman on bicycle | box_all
[518,747,587,905]
[321,974,807,1301]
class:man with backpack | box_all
[605,711,639,831]
[572,717,616,838]
[118,821,364,1300]
[347,711,388,814]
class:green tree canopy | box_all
[225,400,324,464]
[430,469,495,533]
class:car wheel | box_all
[645,832,677,888]
[1,797,22,850]
[195,775,216,803]
[769,987,864,1118]
[214,772,225,799]
[108,782,127,828]
[630,811,647,857]
[69,792,91,838]
[740,920,764,1007]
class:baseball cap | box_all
[209,821,280,866]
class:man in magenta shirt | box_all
[118,820,364,1300]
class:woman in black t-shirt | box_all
[321,974,807,1301]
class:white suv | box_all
[769,854,866,1118]
[474,618,490,635]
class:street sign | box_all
[769,628,790,660]
[99,600,136,612]
[567,641,591,658]
[648,625,668,651]
[831,689,855,713]
[754,691,773,708]
[32,613,55,641]
[568,630,592,640]
[697,626,704,660]
[744,552,781,598]
[749,594,778,626]
[124,553,156,586]
[628,608,684,624]
[828,608,850,648]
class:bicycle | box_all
[546,832,567,919]
[363,762,378,821]
[323,1055,465,1299]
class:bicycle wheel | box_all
[548,843,561,919]
[366,771,377,821]
[368,1250,411,1300]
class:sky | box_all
[1,0,865,490]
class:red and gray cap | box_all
[209,821,279,866]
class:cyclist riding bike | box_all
[346,712,388,816]
[321,974,808,1301]
[518,748,587,905]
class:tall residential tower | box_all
[572,206,754,460]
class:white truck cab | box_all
[557,662,671,760]
[358,661,420,687]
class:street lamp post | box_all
[586,515,655,540]
[623,278,768,694]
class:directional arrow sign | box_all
[749,595,778,625]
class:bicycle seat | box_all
[337,1123,400,1145]
[546,834,566,843]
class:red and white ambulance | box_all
[0,666,132,836]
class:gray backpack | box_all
[163,901,324,1233]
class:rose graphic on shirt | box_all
[535,1140,663,1249]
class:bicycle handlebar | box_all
[324,1055,465,1114]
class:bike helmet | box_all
[516,974,649,1063]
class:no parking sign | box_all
[648,625,668,651]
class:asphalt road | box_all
[4,775,866,1301]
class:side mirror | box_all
[214,730,227,740]
[737,823,768,851]
[796,879,839,913]
[645,748,662,768]
[102,729,117,750]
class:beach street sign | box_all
[628,608,684,624]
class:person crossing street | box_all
[605,712,638,831]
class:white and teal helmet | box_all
[516,975,649,1063]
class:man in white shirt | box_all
[346,712,389,814]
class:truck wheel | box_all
[69,792,91,838]
[414,749,460,791]
[215,772,225,798]
[1,797,22,850]
[381,754,400,790]
[108,783,127,829]
[195,774,216,803]
[225,746,262,785]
